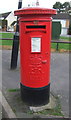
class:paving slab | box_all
[29,94,56,112]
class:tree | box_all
[53,2,63,13]
[68,16,71,35]
[62,2,70,13]
[68,23,71,35]
[53,2,71,13]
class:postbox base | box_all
[20,83,50,106]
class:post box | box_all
[14,7,56,106]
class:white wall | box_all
[61,28,68,35]
[6,12,16,27]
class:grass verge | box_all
[8,88,20,92]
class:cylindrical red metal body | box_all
[14,8,56,106]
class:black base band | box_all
[20,83,50,106]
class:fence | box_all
[0,38,71,51]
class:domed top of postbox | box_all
[14,7,57,17]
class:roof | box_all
[0,12,11,19]
[52,13,70,20]
[11,21,16,26]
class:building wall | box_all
[61,28,68,35]
[0,20,7,31]
[66,20,69,28]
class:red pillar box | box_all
[14,8,56,106]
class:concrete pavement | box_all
[0,102,2,120]
[0,91,17,119]
[50,52,69,117]
[1,50,69,118]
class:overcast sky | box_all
[0,0,70,13]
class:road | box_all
[1,50,69,117]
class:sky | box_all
[0,0,70,13]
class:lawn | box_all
[0,32,71,50]
[51,36,71,50]
[0,32,13,46]
[51,43,70,50]
[0,32,14,38]
[60,36,71,41]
